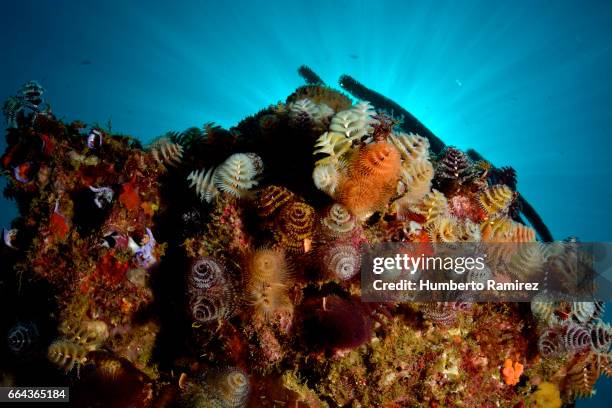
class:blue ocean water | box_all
[0,0,610,405]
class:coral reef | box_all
[338,73,553,242]
[0,71,609,408]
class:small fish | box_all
[455,79,463,87]
[89,186,114,209]
[87,129,103,149]
[13,162,33,183]
[3,228,18,249]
